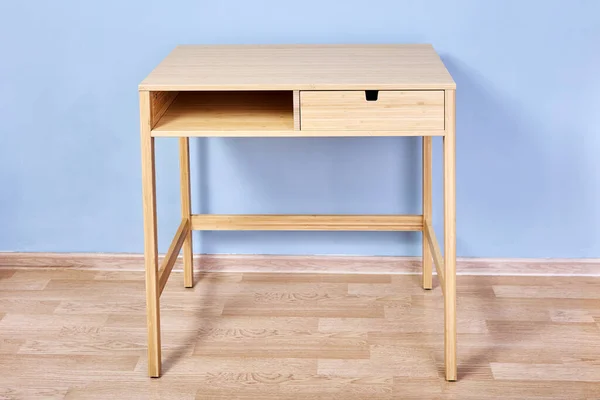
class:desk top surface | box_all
[139,44,455,91]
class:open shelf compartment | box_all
[150,91,295,136]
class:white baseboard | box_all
[0,252,599,276]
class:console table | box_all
[139,44,457,380]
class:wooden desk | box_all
[139,44,457,380]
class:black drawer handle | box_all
[365,90,379,101]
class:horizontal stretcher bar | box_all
[151,130,446,138]
[190,214,423,231]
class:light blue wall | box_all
[1,0,599,257]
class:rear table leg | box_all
[422,136,433,290]
[179,137,193,288]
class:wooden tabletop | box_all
[139,44,455,91]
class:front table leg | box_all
[140,91,161,377]
[443,89,457,381]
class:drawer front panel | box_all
[300,90,444,131]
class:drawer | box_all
[300,90,444,131]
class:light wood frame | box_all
[139,45,456,381]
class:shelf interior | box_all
[152,91,294,132]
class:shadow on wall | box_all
[192,135,422,256]
[440,55,594,258]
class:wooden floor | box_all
[0,268,599,399]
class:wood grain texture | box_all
[422,136,433,290]
[0,268,598,399]
[179,137,193,288]
[152,91,294,134]
[2,253,600,276]
[300,90,444,131]
[139,44,455,91]
[293,90,301,130]
[190,214,423,231]
[424,220,445,289]
[152,128,446,138]
[158,218,189,295]
[148,90,444,138]
[444,89,457,381]
[150,91,178,128]
[140,91,161,377]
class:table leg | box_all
[444,89,457,381]
[179,137,193,288]
[422,136,433,289]
[140,91,161,377]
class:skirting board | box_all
[0,253,599,276]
